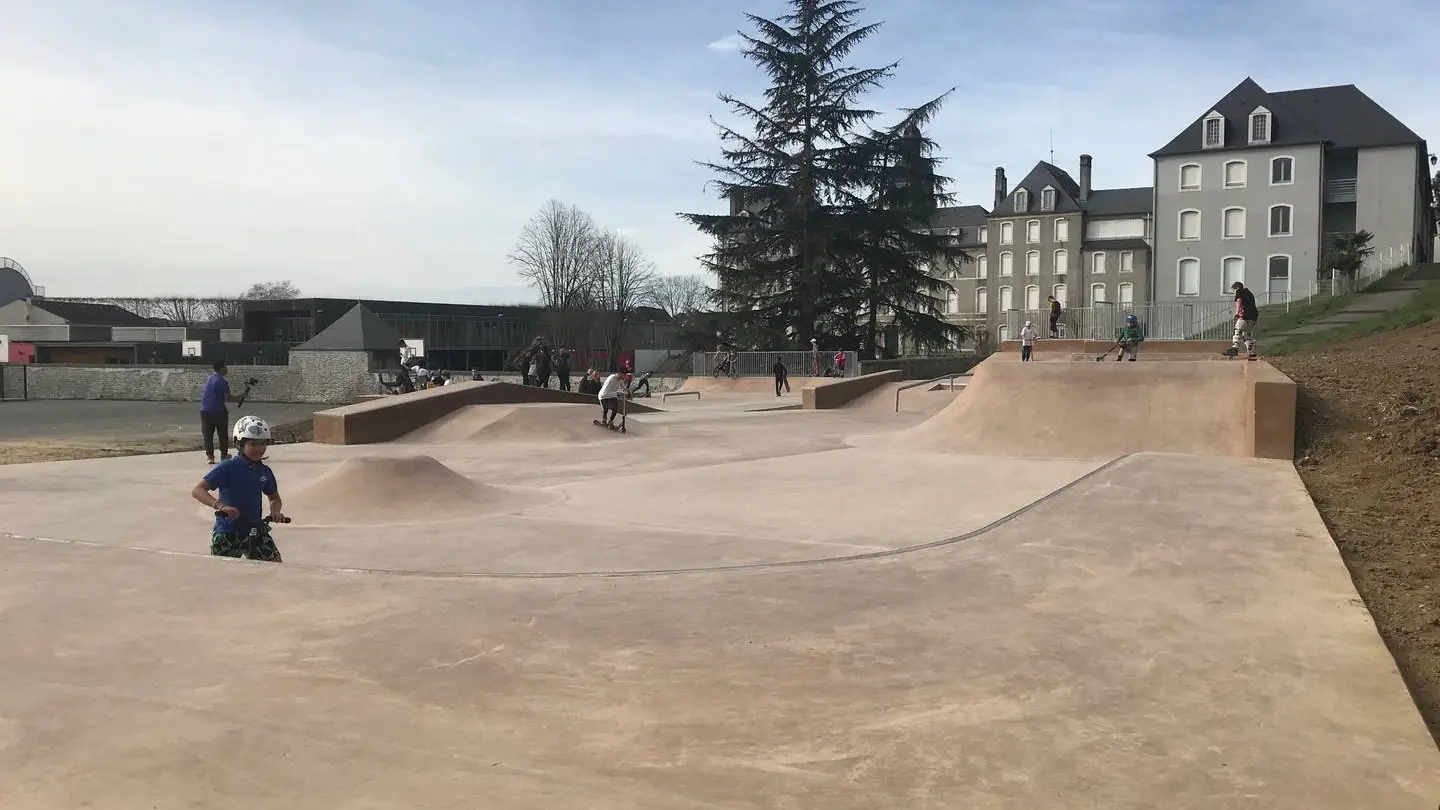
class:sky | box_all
[1,0,1435,302]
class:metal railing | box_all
[691,350,860,378]
[1324,177,1357,202]
[1001,300,1240,341]
[112,326,187,342]
[894,373,965,412]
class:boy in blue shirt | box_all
[190,415,286,562]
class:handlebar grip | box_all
[265,516,292,524]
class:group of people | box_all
[1015,282,1261,361]
[518,340,576,390]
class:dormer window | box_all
[1203,110,1225,148]
[1248,106,1270,144]
[1040,186,1055,211]
[1014,189,1029,212]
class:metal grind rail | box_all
[895,373,966,412]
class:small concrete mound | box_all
[286,454,537,525]
[403,403,660,443]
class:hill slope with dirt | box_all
[1271,322,1440,744]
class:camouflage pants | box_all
[211,526,284,563]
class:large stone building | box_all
[1150,78,1434,305]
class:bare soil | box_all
[1271,323,1440,744]
[0,417,314,466]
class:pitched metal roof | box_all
[1084,187,1154,216]
[31,298,156,327]
[927,205,990,246]
[991,162,1084,217]
[1150,78,1422,158]
[294,303,404,352]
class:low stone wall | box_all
[1245,362,1297,460]
[802,369,904,410]
[17,350,376,405]
[859,356,982,380]
[314,381,664,445]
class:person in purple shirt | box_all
[201,360,244,464]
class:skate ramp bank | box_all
[312,380,661,445]
[402,403,663,443]
[285,454,552,525]
[802,370,902,410]
[676,376,786,395]
[999,339,1232,360]
[897,355,1295,459]
[842,380,964,413]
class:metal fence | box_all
[1000,301,1241,341]
[0,363,27,401]
[691,351,861,378]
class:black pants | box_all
[601,397,620,422]
[558,373,571,392]
[1048,316,1059,338]
[201,409,230,458]
[775,373,789,395]
[1021,345,1033,361]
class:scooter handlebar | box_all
[213,511,291,524]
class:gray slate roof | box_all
[294,303,404,352]
[928,205,990,246]
[1150,77,1422,158]
[992,162,1152,218]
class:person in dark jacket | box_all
[535,343,553,388]
[773,358,789,396]
[1226,281,1260,358]
[555,349,572,391]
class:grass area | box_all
[1266,278,1440,355]
[1255,263,1417,338]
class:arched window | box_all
[999,285,1013,311]
[1024,284,1040,310]
[1090,282,1106,304]
[1053,249,1068,275]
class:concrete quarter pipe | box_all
[897,355,1260,458]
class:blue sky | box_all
[1,0,1435,300]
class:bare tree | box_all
[591,230,656,367]
[509,200,605,310]
[244,281,301,299]
[647,274,709,318]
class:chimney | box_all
[1079,154,1093,202]
[994,167,1007,210]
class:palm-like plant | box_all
[1324,230,1376,281]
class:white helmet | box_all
[1024,320,1033,328]
[232,415,272,443]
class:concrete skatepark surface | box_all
[2,357,1438,808]
[0,399,321,441]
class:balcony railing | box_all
[1325,177,1357,203]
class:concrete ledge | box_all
[802,370,903,410]
[999,339,1233,357]
[314,381,662,445]
[1245,362,1298,460]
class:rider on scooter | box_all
[190,415,287,562]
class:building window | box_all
[1092,251,1107,274]
[1178,258,1200,296]
[1025,284,1040,310]
[1119,251,1134,273]
[1054,218,1069,241]
[976,255,988,278]
[998,324,1008,342]
[1090,282,1107,304]
[1000,222,1014,244]
[1118,282,1134,304]
[1179,209,1201,240]
[999,285,1013,311]
[1269,204,1293,236]
[999,251,1013,276]
[946,286,959,314]
[1249,107,1270,144]
[1203,112,1224,148]
[979,226,988,243]
[1268,254,1291,301]
[1271,156,1293,185]
[1054,249,1068,275]
[1222,256,1245,292]
[1224,160,1247,188]
[1179,163,1201,191]
[976,287,988,314]
[1222,207,1246,239]
[1026,220,1040,243]
[1015,189,1029,212]
[1052,283,1067,307]
[1025,250,1040,276]
[1040,187,1055,212]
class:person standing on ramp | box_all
[1019,321,1039,361]
[1224,281,1260,359]
[773,357,790,396]
[200,360,245,465]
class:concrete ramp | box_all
[403,403,661,443]
[677,377,787,395]
[841,381,963,414]
[897,356,1256,458]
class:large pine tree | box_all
[679,0,968,357]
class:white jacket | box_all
[597,373,626,400]
[1019,325,1039,346]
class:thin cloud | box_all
[706,34,743,52]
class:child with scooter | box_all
[1115,314,1143,361]
[190,415,288,562]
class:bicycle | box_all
[212,512,292,562]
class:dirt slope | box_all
[1271,323,1440,744]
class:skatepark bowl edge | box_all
[2,352,1437,808]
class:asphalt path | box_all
[0,400,324,441]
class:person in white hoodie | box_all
[1019,320,1040,362]
[596,370,630,428]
